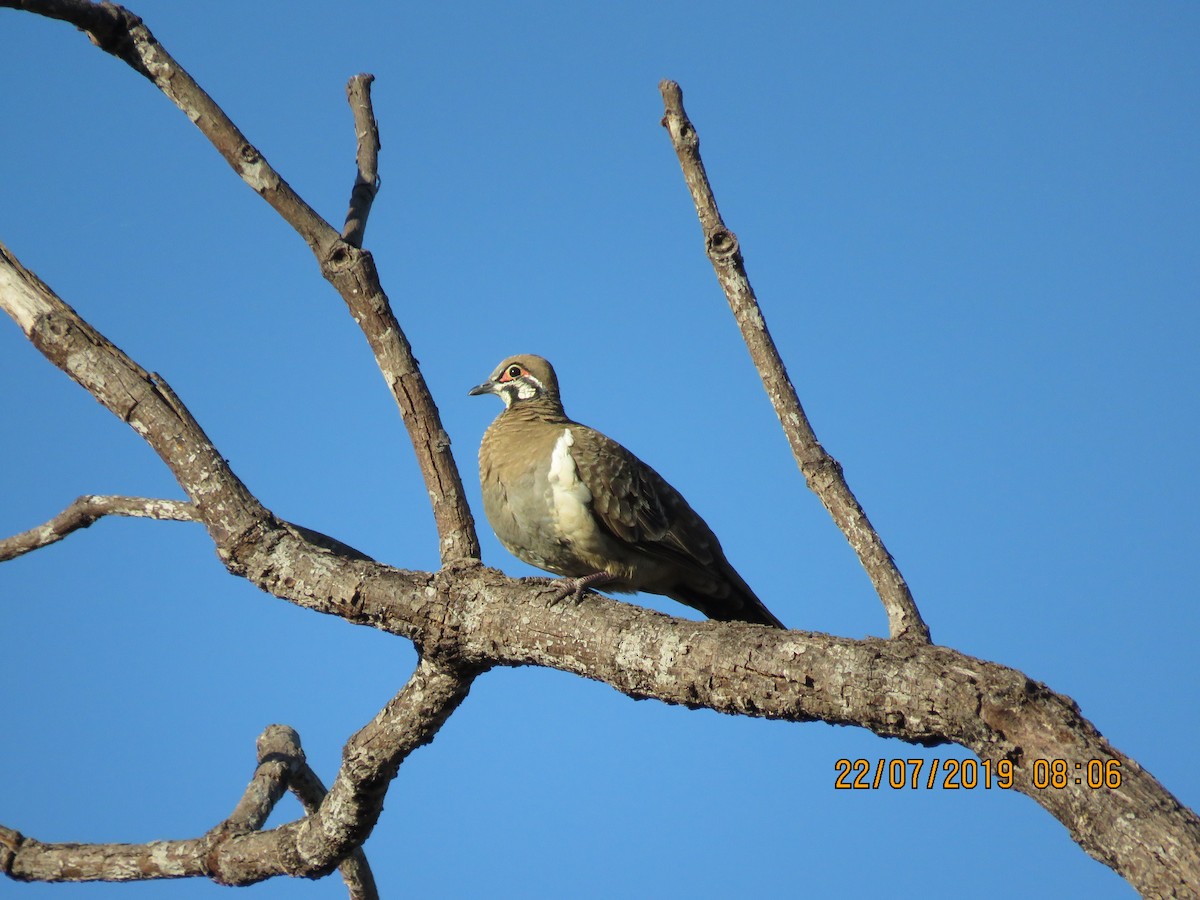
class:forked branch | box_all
[659,79,930,644]
[0,657,473,891]
[217,726,378,899]
[0,0,477,563]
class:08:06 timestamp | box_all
[834,757,1123,790]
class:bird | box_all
[469,354,785,628]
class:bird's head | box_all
[469,355,563,410]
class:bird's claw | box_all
[545,572,616,607]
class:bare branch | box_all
[0,492,373,569]
[203,656,475,886]
[0,495,195,562]
[0,238,431,643]
[439,569,1200,896]
[2,658,472,887]
[658,80,930,644]
[0,727,302,883]
[0,0,478,563]
[0,240,269,552]
[16,0,336,256]
[220,726,379,900]
[219,725,305,834]
[287,763,379,900]
[0,239,435,671]
[342,74,381,248]
[1,827,211,882]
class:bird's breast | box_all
[480,423,606,576]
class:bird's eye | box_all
[507,365,523,378]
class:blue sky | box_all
[2,2,1197,897]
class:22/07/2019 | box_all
[834,757,1123,790]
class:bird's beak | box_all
[467,380,495,397]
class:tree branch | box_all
[0,240,269,553]
[200,656,476,886]
[0,0,478,563]
[284,765,379,900]
[658,80,930,644]
[0,494,195,562]
[1,658,472,888]
[3,235,1197,895]
[220,725,303,833]
[342,73,381,248]
[220,726,379,900]
[0,238,407,632]
[446,570,1200,897]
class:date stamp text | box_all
[834,757,1122,790]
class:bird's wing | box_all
[569,425,720,571]
[570,424,784,628]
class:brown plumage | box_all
[469,354,785,628]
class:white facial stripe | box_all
[515,374,542,400]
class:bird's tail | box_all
[669,579,786,629]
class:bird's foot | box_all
[547,571,617,606]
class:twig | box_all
[0,495,195,562]
[658,80,931,644]
[342,74,380,248]
[0,0,478,563]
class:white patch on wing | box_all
[548,428,594,541]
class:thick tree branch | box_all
[342,74,381,248]
[0,494,195,562]
[658,80,930,644]
[198,657,475,886]
[448,571,1200,898]
[0,0,478,563]
[0,726,307,884]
